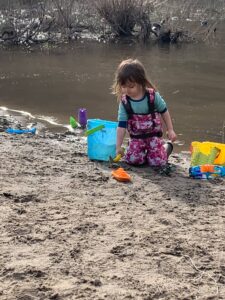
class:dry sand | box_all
[0,113,225,300]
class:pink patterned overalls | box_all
[122,89,167,166]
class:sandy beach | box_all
[0,113,225,300]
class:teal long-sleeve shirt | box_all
[118,91,167,128]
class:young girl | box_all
[113,58,177,167]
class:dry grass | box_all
[95,0,152,38]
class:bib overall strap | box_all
[121,97,133,119]
[147,88,156,128]
[147,88,155,113]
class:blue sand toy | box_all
[189,165,225,179]
[6,127,36,134]
[87,119,118,161]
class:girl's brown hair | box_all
[112,58,157,100]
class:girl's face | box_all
[121,81,144,100]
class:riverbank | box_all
[0,113,225,299]
[1,1,224,47]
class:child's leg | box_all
[125,138,146,165]
[146,137,167,166]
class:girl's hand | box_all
[116,147,125,157]
[167,129,177,142]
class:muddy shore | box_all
[0,113,225,300]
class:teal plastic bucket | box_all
[87,119,118,161]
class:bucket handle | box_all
[85,124,105,136]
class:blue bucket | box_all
[87,119,118,161]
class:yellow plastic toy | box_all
[112,147,125,163]
[191,141,225,166]
[113,154,122,162]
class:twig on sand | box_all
[180,255,219,297]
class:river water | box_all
[0,25,225,151]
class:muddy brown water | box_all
[0,26,225,151]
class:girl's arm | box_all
[116,102,128,155]
[161,110,177,142]
[116,127,126,155]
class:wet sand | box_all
[0,113,225,300]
